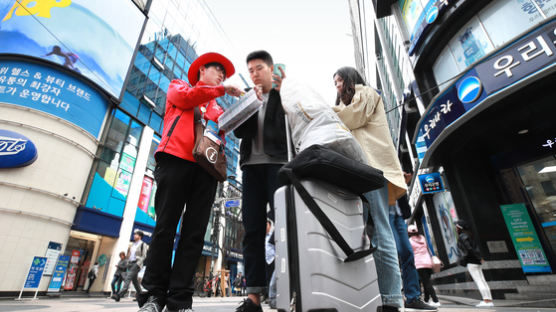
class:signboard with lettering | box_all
[414,17,556,155]
[47,255,70,293]
[408,0,451,55]
[43,241,62,276]
[0,129,37,168]
[500,203,551,273]
[0,60,109,138]
[418,172,444,194]
[23,256,47,289]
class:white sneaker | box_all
[476,301,494,307]
[429,301,441,307]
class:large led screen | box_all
[0,0,145,98]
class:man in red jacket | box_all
[137,52,242,312]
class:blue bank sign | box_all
[24,256,47,289]
[408,0,452,55]
[414,17,556,158]
[0,129,37,168]
[0,59,109,138]
[418,172,444,194]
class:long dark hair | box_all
[333,67,366,106]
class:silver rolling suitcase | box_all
[274,176,381,312]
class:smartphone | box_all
[272,63,285,89]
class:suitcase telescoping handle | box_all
[282,168,377,263]
[284,115,294,162]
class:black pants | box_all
[86,277,95,292]
[417,268,438,302]
[141,153,217,310]
[241,164,282,293]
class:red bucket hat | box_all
[188,52,235,86]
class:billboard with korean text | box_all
[0,59,109,138]
[0,0,145,98]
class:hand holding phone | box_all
[272,63,286,91]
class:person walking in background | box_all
[408,225,440,307]
[332,67,435,312]
[234,50,286,312]
[111,251,128,295]
[113,231,148,302]
[85,262,99,293]
[455,220,494,307]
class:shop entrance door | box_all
[516,155,556,267]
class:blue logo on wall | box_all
[426,6,439,24]
[425,176,435,183]
[0,129,38,168]
[457,76,483,104]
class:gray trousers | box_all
[118,263,141,297]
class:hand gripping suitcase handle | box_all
[283,169,376,263]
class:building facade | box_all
[350,0,556,301]
[0,0,244,296]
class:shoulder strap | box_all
[283,169,375,263]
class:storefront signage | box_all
[541,136,556,149]
[500,203,552,273]
[43,241,62,276]
[0,129,37,168]
[47,255,70,293]
[0,60,109,138]
[225,200,240,208]
[408,0,451,55]
[414,17,556,152]
[23,256,47,289]
[418,172,444,194]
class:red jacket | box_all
[156,80,225,162]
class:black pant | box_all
[241,164,282,293]
[86,277,95,292]
[141,153,217,310]
[417,268,438,302]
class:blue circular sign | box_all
[426,6,439,24]
[457,76,483,104]
[0,129,38,168]
[425,176,435,183]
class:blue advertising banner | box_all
[418,172,444,194]
[408,0,452,55]
[24,256,46,289]
[0,60,109,138]
[414,17,556,152]
[225,200,240,208]
[47,255,70,292]
[0,0,145,98]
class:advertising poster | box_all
[114,168,132,196]
[43,241,62,275]
[47,255,70,293]
[500,203,551,273]
[0,60,109,138]
[399,0,424,37]
[0,0,145,98]
[23,256,46,289]
[433,191,460,264]
[418,172,444,194]
[138,175,153,213]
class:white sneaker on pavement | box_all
[476,301,494,307]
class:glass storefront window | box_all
[480,0,546,49]
[517,155,556,256]
[449,17,494,71]
[536,0,556,18]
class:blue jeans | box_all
[364,185,403,308]
[389,209,421,302]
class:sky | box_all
[203,0,356,105]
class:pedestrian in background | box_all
[234,50,287,312]
[134,52,242,312]
[408,225,440,307]
[113,231,148,302]
[85,262,99,293]
[111,251,128,295]
[455,220,494,307]
[332,67,435,312]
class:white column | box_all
[103,126,154,292]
